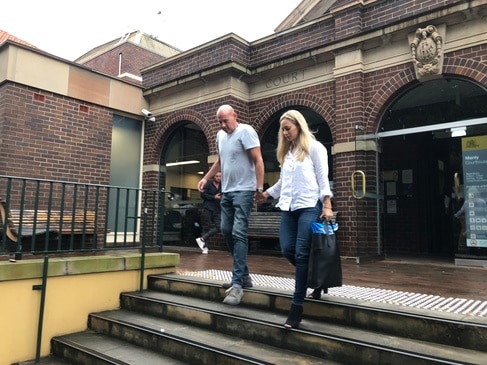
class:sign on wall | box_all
[461,135,487,248]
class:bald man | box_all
[197,105,264,305]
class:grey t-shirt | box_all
[216,123,260,193]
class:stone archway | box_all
[143,109,209,191]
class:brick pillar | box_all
[333,48,382,261]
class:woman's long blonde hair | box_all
[276,110,316,164]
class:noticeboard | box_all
[461,135,487,248]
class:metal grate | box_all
[180,269,487,318]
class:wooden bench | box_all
[248,211,282,239]
[248,210,338,239]
[0,200,97,249]
[247,211,281,252]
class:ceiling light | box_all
[166,160,200,167]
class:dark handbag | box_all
[307,219,342,289]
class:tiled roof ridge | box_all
[0,29,38,49]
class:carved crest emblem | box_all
[410,25,443,78]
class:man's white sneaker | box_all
[195,237,205,250]
[223,286,243,305]
[202,247,208,254]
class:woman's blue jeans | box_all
[220,190,254,288]
[280,202,321,305]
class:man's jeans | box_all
[280,202,321,305]
[220,190,254,288]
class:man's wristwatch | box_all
[256,188,264,193]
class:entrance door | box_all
[377,120,487,257]
[380,132,461,256]
[376,77,486,258]
[352,124,384,262]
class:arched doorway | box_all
[260,106,333,188]
[378,77,487,259]
[258,106,333,251]
[159,122,208,245]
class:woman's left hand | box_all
[321,207,333,221]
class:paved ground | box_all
[166,247,487,317]
[4,245,486,316]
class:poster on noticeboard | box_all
[461,135,487,248]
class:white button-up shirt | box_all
[267,139,332,211]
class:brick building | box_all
[1,1,487,265]
[140,0,487,264]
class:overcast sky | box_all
[1,0,301,61]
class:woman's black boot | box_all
[309,287,322,299]
[308,286,326,299]
[284,304,303,329]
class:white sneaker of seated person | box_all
[195,237,207,254]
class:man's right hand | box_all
[197,178,207,192]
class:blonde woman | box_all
[260,110,333,329]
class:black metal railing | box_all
[0,175,175,258]
[0,175,177,363]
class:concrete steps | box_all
[39,273,487,364]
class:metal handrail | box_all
[0,174,176,363]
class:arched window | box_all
[159,123,208,244]
[260,107,333,187]
[381,78,487,132]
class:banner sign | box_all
[461,135,487,247]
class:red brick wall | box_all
[142,0,467,86]
[142,39,251,89]
[0,83,112,185]
[82,43,165,85]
